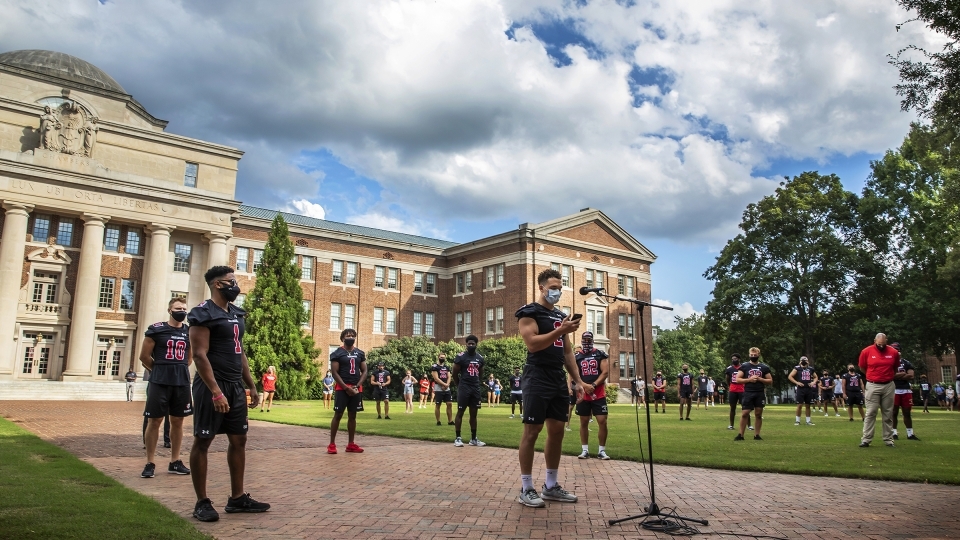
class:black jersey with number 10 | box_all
[187,301,246,383]
[515,302,567,368]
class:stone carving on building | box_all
[36,101,98,157]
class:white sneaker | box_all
[836,413,841,417]
[564,426,571,431]
[727,425,734,430]
[541,484,578,503]
[824,414,828,417]
[518,488,545,508]
[509,414,514,419]
[597,450,611,460]
[469,438,486,447]
[748,426,754,430]
[794,421,801,425]
[577,450,589,459]
[806,422,815,426]
[454,437,464,447]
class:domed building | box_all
[0,50,655,399]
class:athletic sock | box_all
[545,469,558,489]
[892,429,898,436]
[582,444,589,452]
[907,428,914,436]
[598,445,605,453]
[521,474,533,491]
[806,416,811,423]
[796,416,801,422]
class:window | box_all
[455,312,464,336]
[111,350,121,376]
[97,350,109,376]
[617,275,635,297]
[301,256,314,280]
[252,249,264,272]
[234,294,245,308]
[184,162,198,188]
[104,225,121,252]
[32,214,50,242]
[375,266,385,288]
[942,366,954,384]
[32,271,58,304]
[330,303,342,330]
[387,268,398,289]
[457,311,472,336]
[619,314,635,338]
[302,300,311,327]
[332,260,343,283]
[56,219,74,246]
[236,248,249,272]
[496,264,505,286]
[425,273,436,294]
[344,304,356,329]
[486,308,495,333]
[413,311,423,335]
[373,307,384,333]
[561,306,571,316]
[98,277,115,309]
[550,263,571,287]
[627,353,636,378]
[119,279,136,310]
[386,308,397,333]
[415,272,437,294]
[456,271,473,294]
[585,269,604,289]
[587,308,605,336]
[125,229,141,255]
[346,262,357,284]
[619,352,627,378]
[495,306,504,332]
[425,312,435,337]
[414,272,423,292]
[174,243,192,272]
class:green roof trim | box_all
[238,205,459,249]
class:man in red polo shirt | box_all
[858,333,899,448]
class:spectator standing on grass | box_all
[677,365,694,420]
[509,366,523,419]
[706,376,716,407]
[125,368,138,401]
[630,375,640,405]
[322,371,335,410]
[934,384,945,409]
[328,328,367,454]
[889,343,919,441]
[432,354,454,426]
[637,377,646,408]
[946,386,955,411]
[955,373,960,409]
[834,375,845,411]
[819,370,839,417]
[696,369,709,409]
[260,366,277,413]
[858,333,898,448]
[370,361,391,420]
[843,365,866,422]
[418,374,430,409]
[402,370,417,414]
[919,375,931,413]
[716,382,725,405]
[734,348,771,441]
[725,355,750,431]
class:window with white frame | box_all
[332,260,344,283]
[414,272,423,292]
[302,300,311,327]
[485,267,495,288]
[98,277,115,309]
[486,308,495,333]
[119,279,136,310]
[174,243,192,272]
[425,312,435,337]
[56,218,74,246]
[413,311,423,335]
[585,269,604,290]
[387,268,398,289]
[125,229,142,255]
[619,352,627,378]
[104,225,121,252]
[330,303,342,330]
[617,275,635,297]
[236,248,249,272]
[386,308,397,333]
[346,262,357,284]
[184,162,198,188]
[415,272,436,294]
[550,263,572,287]
[496,263,505,286]
[301,256,314,280]
[628,353,636,378]
[252,249,264,272]
[455,312,464,336]
[561,306,571,316]
[456,311,472,336]
[495,306,504,332]
[586,308,605,336]
[619,313,635,338]
[32,214,51,242]
[375,266,385,288]
[456,271,473,293]
[344,304,356,329]
[234,293,245,308]
[373,307,384,333]
[32,271,59,304]
[942,366,954,384]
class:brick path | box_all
[2,401,957,539]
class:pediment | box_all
[535,210,656,261]
[554,221,633,251]
[27,245,73,265]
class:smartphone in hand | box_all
[570,313,583,321]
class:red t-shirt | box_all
[419,379,430,393]
[858,345,899,384]
[261,373,277,392]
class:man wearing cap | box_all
[890,343,920,441]
[858,333,899,448]
[574,332,611,459]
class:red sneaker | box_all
[326,443,337,454]
[345,442,364,453]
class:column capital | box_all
[81,213,110,225]
[2,201,35,216]
[146,223,176,236]
[204,231,232,243]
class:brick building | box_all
[0,50,655,395]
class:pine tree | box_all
[243,215,319,399]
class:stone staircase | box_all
[0,380,148,401]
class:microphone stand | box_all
[587,290,708,530]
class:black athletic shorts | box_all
[434,390,452,404]
[728,391,743,407]
[511,392,522,403]
[334,389,364,413]
[520,364,569,425]
[144,382,193,418]
[576,399,608,417]
[568,394,578,406]
[846,394,864,406]
[741,391,766,410]
[457,386,483,410]
[192,378,248,438]
[680,388,693,400]
[698,390,708,398]
[653,391,665,401]
[372,387,390,401]
[834,393,843,401]
[796,387,816,405]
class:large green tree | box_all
[653,314,725,379]
[243,215,320,400]
[366,337,462,395]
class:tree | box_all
[476,336,527,390]
[242,215,320,400]
[704,172,864,371]
[653,314,725,379]
[366,337,461,395]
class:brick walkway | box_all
[2,401,957,539]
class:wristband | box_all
[212,392,225,401]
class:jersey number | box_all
[348,358,357,375]
[165,340,187,361]
[580,359,599,376]
[232,324,242,354]
[731,372,738,383]
[553,321,563,347]
[801,371,810,381]
[467,364,480,377]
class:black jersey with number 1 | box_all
[144,321,191,386]
[330,347,366,388]
[187,301,246,383]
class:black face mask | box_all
[848,369,855,373]
[343,338,356,347]
[171,311,187,322]
[876,344,886,350]
[218,284,241,302]
[749,356,759,361]
[439,358,446,364]
[467,345,477,353]
[801,361,808,366]
[682,369,688,372]
[732,361,740,366]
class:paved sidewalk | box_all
[2,401,957,539]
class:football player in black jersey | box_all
[818,369,839,417]
[509,366,523,419]
[188,266,269,522]
[515,269,589,507]
[788,356,819,426]
[842,365,866,422]
[329,328,368,453]
[677,365,694,420]
[139,296,192,479]
[575,332,611,460]
[452,335,485,447]
[370,361,391,419]
[734,347,773,441]
[890,343,920,440]
[432,354,454,426]
[652,372,667,413]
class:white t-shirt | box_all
[635,379,645,394]
[706,380,715,392]
[834,379,843,394]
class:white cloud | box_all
[652,299,701,330]
[346,212,421,236]
[288,199,326,220]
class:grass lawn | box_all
[255,399,960,484]
[0,417,209,540]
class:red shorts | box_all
[894,393,913,409]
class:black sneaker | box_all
[141,462,155,478]
[377,415,382,419]
[225,493,270,513]
[753,435,763,440]
[436,421,442,426]
[734,434,744,441]
[193,498,219,522]
[163,441,172,448]
[685,417,692,421]
[907,434,921,441]
[168,460,190,475]
[859,441,870,448]
[384,415,391,420]
[893,433,899,440]
[448,421,455,425]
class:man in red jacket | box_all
[858,333,899,448]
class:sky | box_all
[0,0,937,328]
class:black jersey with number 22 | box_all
[187,301,246,383]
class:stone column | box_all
[134,224,174,368]
[0,202,34,377]
[62,214,110,380]
[204,232,230,270]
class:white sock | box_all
[581,444,589,452]
[893,429,898,435]
[521,474,533,491]
[806,417,811,423]
[598,445,605,453]
[545,469,559,489]
[907,428,914,436]
[796,416,801,422]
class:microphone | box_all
[579,286,604,295]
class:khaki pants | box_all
[862,381,894,444]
